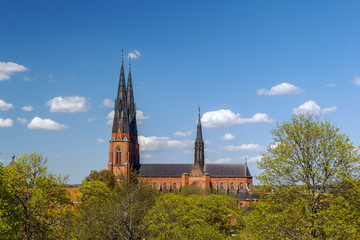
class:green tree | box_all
[74,172,158,240]
[1,153,72,240]
[144,193,243,239]
[84,169,116,189]
[247,114,360,239]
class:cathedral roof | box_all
[137,164,193,177]
[137,163,251,178]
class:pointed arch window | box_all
[231,182,234,189]
[173,183,177,189]
[220,183,223,189]
[240,183,243,189]
[116,147,121,164]
[163,183,167,191]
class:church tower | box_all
[194,108,205,169]
[108,53,139,178]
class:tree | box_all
[247,114,360,238]
[144,193,244,239]
[84,169,116,189]
[74,171,158,240]
[1,153,72,239]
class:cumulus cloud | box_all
[87,117,96,122]
[17,118,27,124]
[97,138,105,143]
[221,133,235,141]
[0,118,13,127]
[221,143,263,151]
[352,77,360,85]
[46,96,89,112]
[22,105,33,112]
[292,100,337,115]
[102,99,114,108]
[128,50,141,59]
[106,110,114,125]
[174,130,193,137]
[257,82,304,95]
[138,135,193,151]
[0,62,29,81]
[238,155,263,163]
[136,110,150,124]
[106,109,150,125]
[27,117,68,130]
[326,83,336,87]
[0,99,14,111]
[247,155,263,163]
[201,109,274,129]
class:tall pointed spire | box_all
[112,50,129,134]
[194,107,205,169]
[127,57,138,138]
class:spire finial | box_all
[121,49,124,63]
[129,56,131,70]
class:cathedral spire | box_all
[127,57,138,139]
[194,107,205,169]
[113,51,129,134]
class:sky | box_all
[1,1,360,184]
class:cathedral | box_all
[108,56,259,205]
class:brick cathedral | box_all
[108,56,258,204]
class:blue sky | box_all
[1,1,360,183]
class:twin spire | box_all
[112,51,137,138]
[194,107,205,169]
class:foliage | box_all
[84,169,116,189]
[247,114,360,239]
[0,153,73,240]
[144,193,243,239]
[73,173,158,240]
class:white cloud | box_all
[87,117,96,122]
[292,100,338,115]
[247,155,263,163]
[97,138,105,143]
[22,105,33,112]
[221,133,235,141]
[106,109,150,125]
[322,106,338,114]
[128,50,141,59]
[257,82,304,95]
[106,110,114,125]
[137,110,150,124]
[142,154,153,159]
[326,83,336,87]
[221,143,263,151]
[238,155,263,163]
[0,62,29,81]
[138,135,193,151]
[46,96,89,113]
[27,117,68,130]
[213,158,232,163]
[352,77,360,85]
[174,130,193,137]
[0,118,13,127]
[24,77,31,81]
[17,118,27,124]
[201,109,274,129]
[102,99,113,108]
[0,99,14,111]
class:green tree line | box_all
[1,114,360,239]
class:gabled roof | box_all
[136,163,251,178]
[137,164,193,177]
[204,164,251,177]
